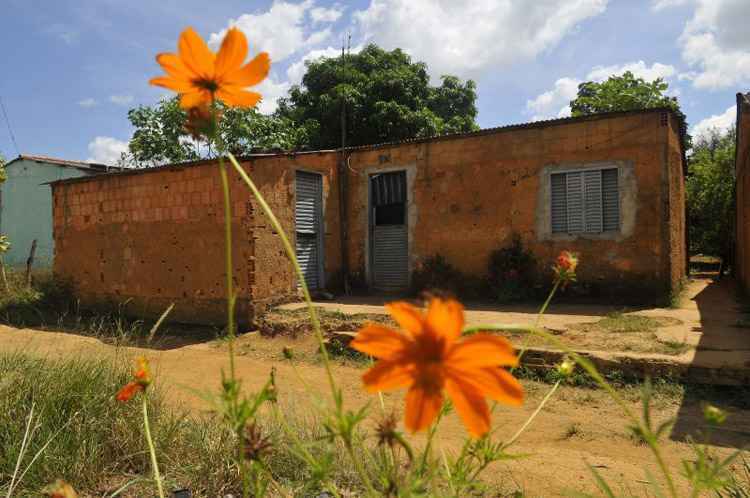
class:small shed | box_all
[1,155,116,267]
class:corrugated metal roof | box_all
[48,106,679,187]
[6,154,122,172]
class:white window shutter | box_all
[551,173,567,233]
[566,171,584,233]
[584,170,603,233]
[602,168,620,231]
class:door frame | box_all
[364,164,416,289]
[294,169,325,290]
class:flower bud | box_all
[556,358,576,377]
[703,404,727,425]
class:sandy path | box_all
[2,324,749,497]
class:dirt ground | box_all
[2,321,749,497]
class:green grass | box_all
[1,350,494,497]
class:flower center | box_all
[193,78,219,92]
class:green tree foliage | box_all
[125,97,308,166]
[686,127,736,260]
[570,71,690,146]
[0,153,6,183]
[277,44,479,149]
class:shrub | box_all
[411,255,487,299]
[487,236,537,302]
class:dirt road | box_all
[2,323,749,497]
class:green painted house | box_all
[0,155,117,267]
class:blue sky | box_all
[0,0,747,164]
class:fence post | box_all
[25,239,37,288]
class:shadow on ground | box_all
[670,277,750,449]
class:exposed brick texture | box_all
[52,109,687,324]
[736,95,750,294]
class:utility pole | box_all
[338,33,351,294]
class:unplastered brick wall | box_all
[338,110,686,302]
[52,153,339,325]
[736,95,750,294]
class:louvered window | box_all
[551,168,619,234]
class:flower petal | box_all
[224,52,270,87]
[447,366,524,407]
[179,90,212,109]
[362,360,414,392]
[426,298,464,343]
[155,53,194,79]
[215,87,261,108]
[444,376,491,438]
[404,384,443,433]
[116,381,143,402]
[178,27,215,79]
[350,324,411,360]
[149,76,195,93]
[385,301,424,336]
[215,28,248,78]
[447,334,518,368]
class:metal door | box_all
[370,171,408,291]
[295,171,323,290]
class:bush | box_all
[487,236,537,302]
[411,255,487,299]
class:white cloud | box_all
[78,98,97,108]
[286,45,363,85]
[109,95,134,105]
[691,105,736,140]
[526,60,677,121]
[526,77,579,121]
[354,0,609,79]
[651,0,690,11]
[586,61,676,82]
[208,0,333,63]
[310,5,344,23]
[255,76,291,114]
[87,136,128,165]
[46,24,79,45]
[678,0,750,89]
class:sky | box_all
[0,0,747,164]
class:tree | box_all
[686,127,736,262]
[124,97,309,167]
[277,44,479,149]
[569,71,690,147]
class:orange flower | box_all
[351,298,523,438]
[42,479,78,498]
[116,357,152,402]
[150,27,270,109]
[553,251,579,287]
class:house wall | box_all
[340,110,685,302]
[736,95,750,294]
[1,159,91,267]
[52,154,338,324]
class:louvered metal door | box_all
[371,171,408,292]
[295,171,323,290]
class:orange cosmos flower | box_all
[553,250,579,288]
[116,357,152,402]
[42,479,78,498]
[150,27,270,109]
[351,298,523,438]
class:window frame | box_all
[550,166,620,236]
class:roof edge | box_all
[49,106,678,188]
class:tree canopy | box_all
[124,97,308,167]
[277,44,479,149]
[686,127,736,260]
[569,71,690,147]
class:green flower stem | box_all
[142,394,166,498]
[217,156,237,382]
[225,152,338,402]
[499,379,561,446]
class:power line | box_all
[0,96,20,156]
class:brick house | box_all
[735,93,750,294]
[50,108,687,324]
